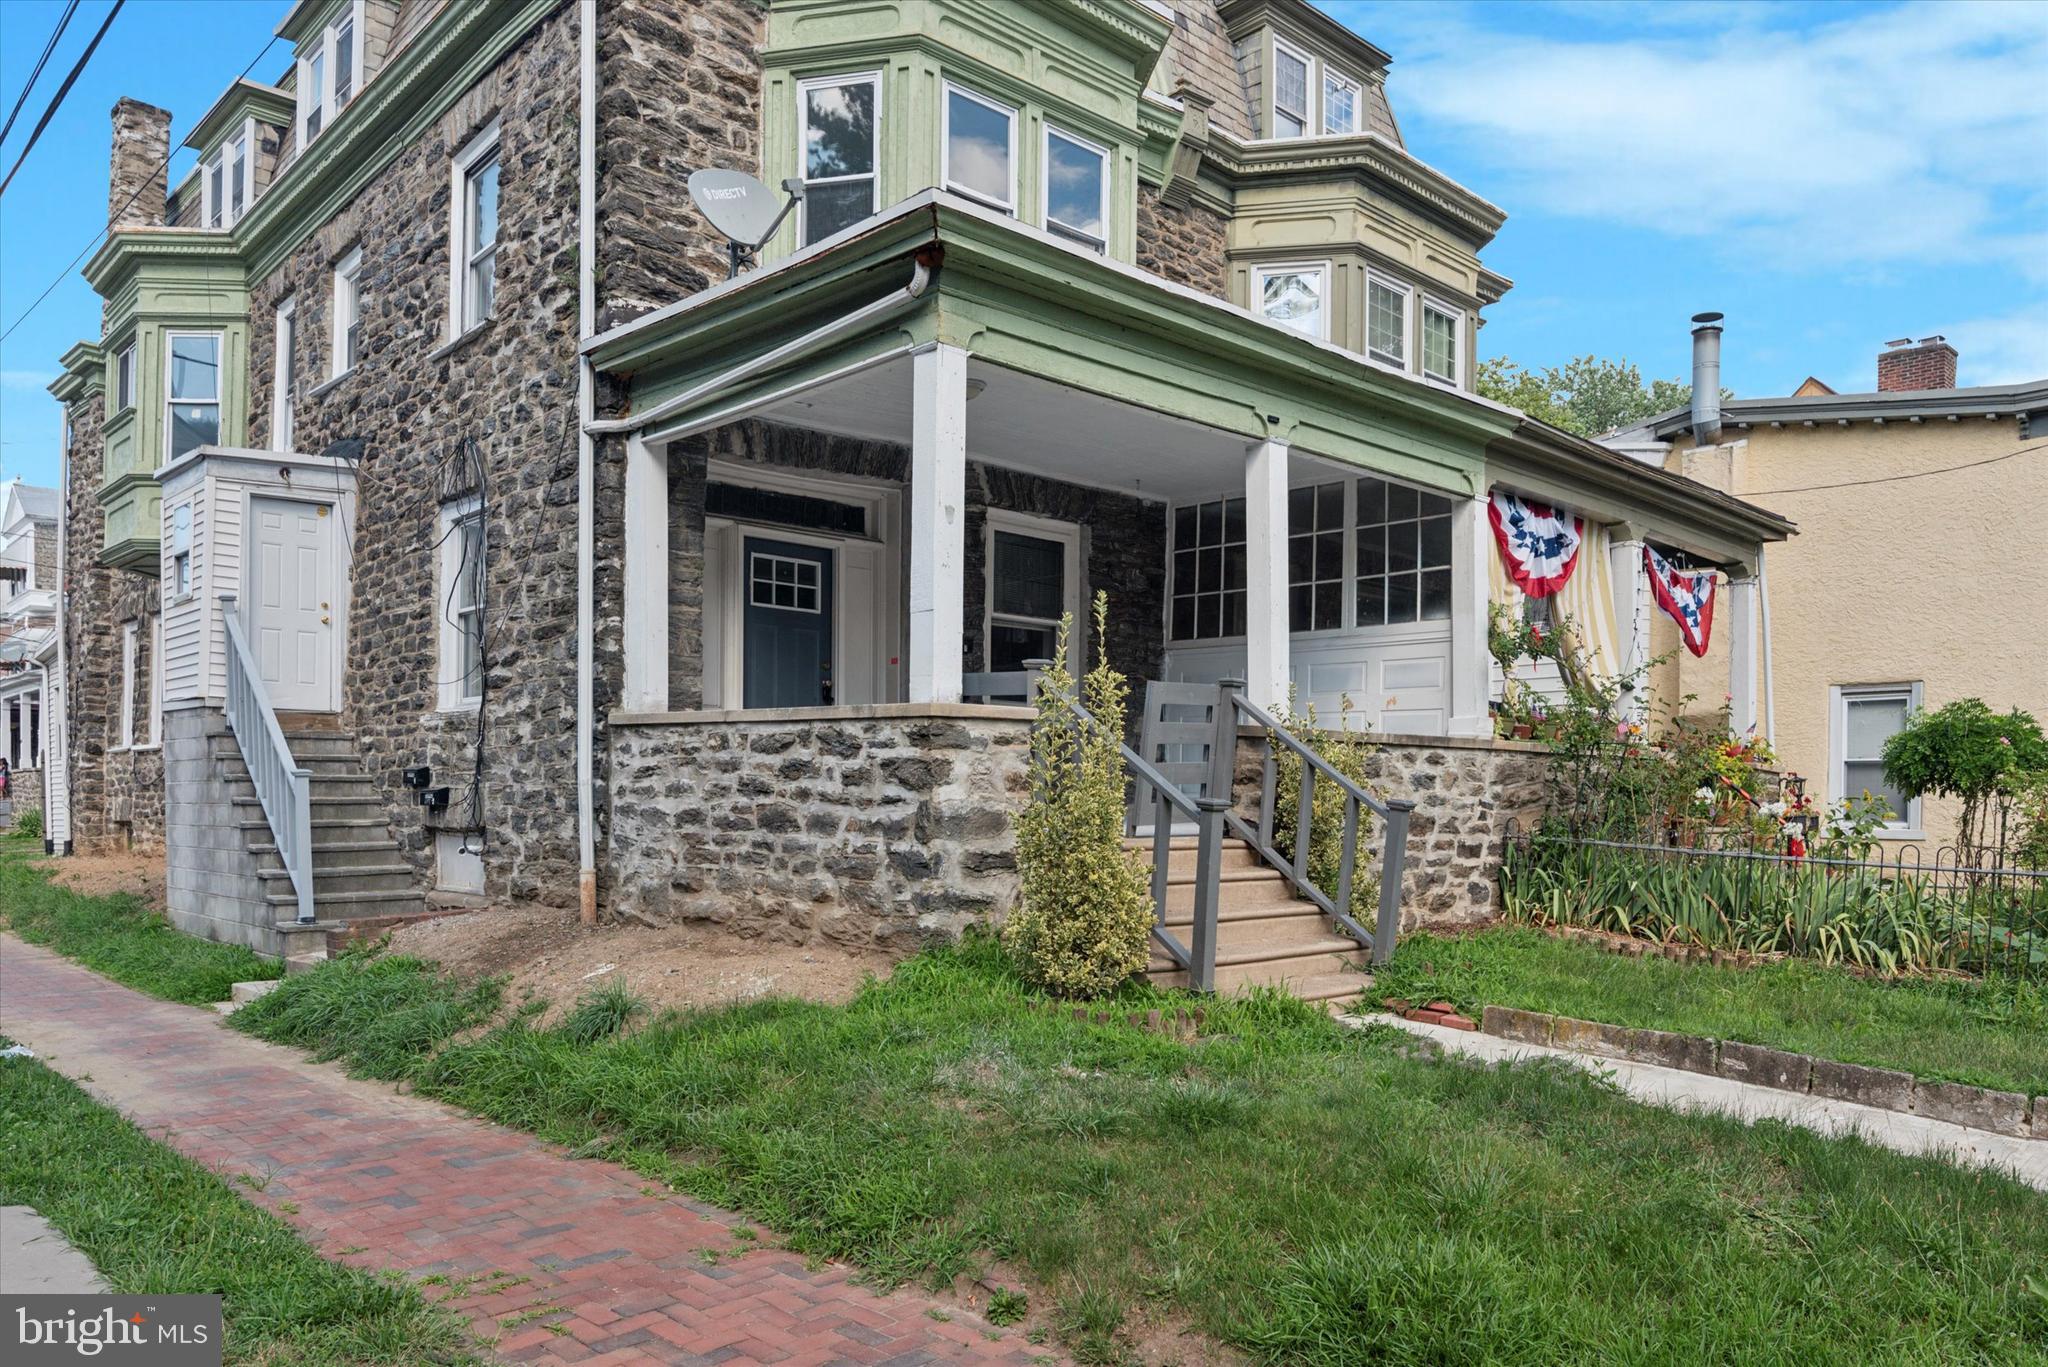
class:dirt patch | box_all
[33,851,166,913]
[383,903,899,1018]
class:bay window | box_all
[1254,263,1327,340]
[165,333,221,461]
[943,83,1016,213]
[115,343,135,411]
[1367,274,1409,368]
[1323,70,1360,135]
[1043,126,1108,252]
[1422,299,1462,385]
[798,74,878,247]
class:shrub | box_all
[12,806,43,840]
[1267,696,1379,924]
[557,979,648,1044]
[1882,699,2048,856]
[2012,773,2048,871]
[1004,594,1153,999]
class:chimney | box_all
[1689,312,1724,445]
[1877,335,1958,393]
[107,97,172,230]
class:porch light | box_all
[965,378,988,402]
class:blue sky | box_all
[2,0,2044,493]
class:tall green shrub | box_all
[1004,594,1153,998]
[1881,699,2048,855]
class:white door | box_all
[249,495,337,711]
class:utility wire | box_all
[0,0,124,202]
[1747,440,2043,496]
[0,0,80,151]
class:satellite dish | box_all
[688,169,805,278]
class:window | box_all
[273,298,296,451]
[304,47,326,142]
[1323,69,1359,135]
[1272,41,1310,138]
[449,122,501,334]
[797,74,877,247]
[1832,684,1921,832]
[438,498,485,709]
[170,503,192,600]
[1421,299,1462,385]
[333,11,354,106]
[115,344,135,411]
[118,622,137,749]
[943,83,1015,213]
[229,131,247,221]
[206,129,249,228]
[1356,476,1454,626]
[297,5,361,148]
[1289,482,1345,632]
[986,514,1079,676]
[1170,497,1246,641]
[165,333,221,461]
[1254,263,1327,339]
[332,247,362,378]
[1367,274,1409,368]
[206,150,225,228]
[749,552,822,613]
[1043,126,1107,251]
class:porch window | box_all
[944,83,1016,213]
[165,333,221,461]
[1272,41,1310,138]
[115,344,134,411]
[1289,482,1345,632]
[1356,477,1454,626]
[1831,683,1920,833]
[438,497,485,710]
[1254,264,1327,340]
[1171,497,1246,641]
[450,121,501,334]
[332,246,362,378]
[1323,70,1359,135]
[986,514,1080,674]
[1043,126,1108,252]
[1422,299,1461,385]
[1367,275,1409,368]
[799,74,878,247]
[272,298,296,451]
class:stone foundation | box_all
[606,704,1033,948]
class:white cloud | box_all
[0,369,57,393]
[1943,308,2048,385]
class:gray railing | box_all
[220,594,315,924]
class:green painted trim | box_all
[96,536,161,574]
[1203,133,1506,248]
[50,341,105,403]
[184,80,296,153]
[277,0,352,48]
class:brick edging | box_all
[1463,1005,2044,1141]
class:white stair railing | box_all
[220,594,316,923]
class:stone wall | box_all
[1134,186,1230,299]
[607,705,1031,947]
[107,98,171,229]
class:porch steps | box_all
[1128,836,1371,1007]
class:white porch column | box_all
[1727,566,1760,736]
[908,343,968,704]
[1243,436,1291,710]
[621,432,670,712]
[1447,492,1492,737]
[1608,522,1649,722]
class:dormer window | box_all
[298,3,364,149]
[1322,70,1360,135]
[1272,41,1311,138]
[203,127,250,229]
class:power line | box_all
[1747,440,2044,496]
[0,0,80,151]
[0,0,124,202]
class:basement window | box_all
[798,73,878,247]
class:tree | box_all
[1477,354,1725,438]
[1880,699,2048,856]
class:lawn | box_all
[1369,927,2048,1098]
[230,941,2048,1366]
[0,835,277,1004]
[0,1044,474,1365]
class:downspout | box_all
[1758,545,1776,750]
[575,0,597,922]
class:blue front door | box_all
[743,537,835,708]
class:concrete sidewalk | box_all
[0,1205,110,1294]
[1361,1011,2048,1191]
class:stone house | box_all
[1,480,62,835]
[45,0,1791,974]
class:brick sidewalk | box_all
[0,936,1056,1365]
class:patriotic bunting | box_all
[1488,490,1583,598]
[1645,545,1716,657]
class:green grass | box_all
[234,939,2048,1366]
[0,836,278,1004]
[0,1046,474,1365]
[1371,927,2048,1098]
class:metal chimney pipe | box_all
[1690,312,1724,445]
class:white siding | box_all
[206,478,246,702]
[160,485,206,703]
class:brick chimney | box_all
[107,97,172,230]
[1877,335,1957,393]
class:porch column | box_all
[621,432,669,712]
[908,343,968,704]
[1726,565,1759,736]
[1243,436,1290,710]
[1608,522,1648,723]
[1447,492,1492,737]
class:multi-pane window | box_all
[1171,497,1247,641]
[115,344,135,411]
[165,333,221,461]
[798,75,877,247]
[1834,685,1919,829]
[749,552,822,613]
[1356,477,1454,626]
[332,247,362,377]
[447,122,501,335]
[333,12,355,106]
[1422,300,1460,384]
[1367,276,1408,367]
[1289,482,1345,632]
[205,131,248,229]
[1255,264,1326,339]
[988,524,1075,673]
[944,84,1015,212]
[439,499,485,709]
[1044,127,1108,251]
[298,7,359,148]
[1322,71,1359,134]
[304,48,326,141]
[273,298,296,451]
[1272,42,1310,138]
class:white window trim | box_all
[118,622,138,750]
[795,71,881,248]
[941,81,1018,214]
[331,246,362,380]
[436,495,485,713]
[272,297,296,451]
[115,343,135,412]
[983,509,1082,673]
[1040,123,1109,252]
[169,502,194,603]
[1271,36,1314,138]
[203,119,255,229]
[204,148,226,229]
[296,1,365,148]
[748,551,825,614]
[1321,66,1361,135]
[447,118,503,340]
[163,330,223,463]
[1251,260,1331,341]
[1829,682,1924,838]
[1366,270,1413,370]
[1420,296,1465,387]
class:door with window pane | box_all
[743,538,835,709]
[988,526,1076,697]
